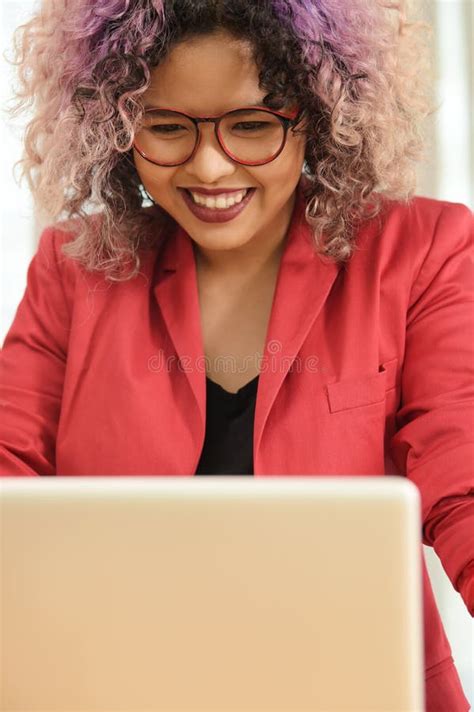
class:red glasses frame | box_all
[132,105,302,167]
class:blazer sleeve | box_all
[423,495,474,616]
[389,202,474,615]
[0,226,71,475]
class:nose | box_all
[181,122,236,182]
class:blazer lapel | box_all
[153,222,207,438]
[153,177,341,464]
[253,182,341,457]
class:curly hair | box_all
[4,0,436,281]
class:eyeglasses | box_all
[132,105,302,167]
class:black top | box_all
[195,375,259,475]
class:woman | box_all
[1,0,473,708]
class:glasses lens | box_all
[220,110,285,163]
[135,110,197,166]
[135,109,286,165]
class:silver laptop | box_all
[1,476,424,712]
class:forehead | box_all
[145,32,265,113]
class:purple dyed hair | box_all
[4,0,436,280]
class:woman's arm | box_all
[0,227,70,475]
[424,495,474,615]
[389,202,474,616]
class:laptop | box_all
[0,476,424,712]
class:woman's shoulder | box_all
[37,205,174,287]
[376,192,472,231]
[46,204,168,250]
[358,192,472,262]
[342,193,472,302]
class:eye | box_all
[233,121,270,131]
[151,124,187,134]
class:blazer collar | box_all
[153,175,341,457]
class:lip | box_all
[181,187,254,196]
[179,188,256,223]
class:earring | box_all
[143,187,156,204]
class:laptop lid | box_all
[1,476,424,711]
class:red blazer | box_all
[1,177,473,710]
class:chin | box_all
[194,232,252,249]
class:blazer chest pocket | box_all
[326,358,399,414]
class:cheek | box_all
[290,132,307,163]
[133,150,164,185]
[269,139,307,185]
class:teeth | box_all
[189,189,249,209]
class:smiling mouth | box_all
[182,188,253,209]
